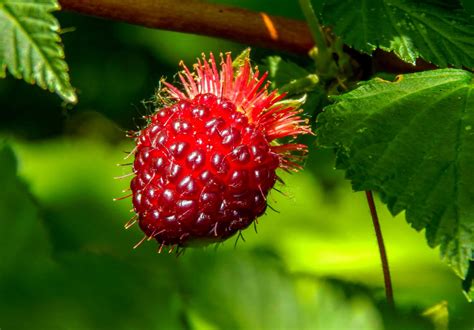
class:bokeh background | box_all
[0,1,473,329]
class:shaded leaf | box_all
[262,55,324,118]
[262,55,319,95]
[320,0,474,67]
[8,133,472,327]
[0,141,52,279]
[0,143,184,330]
[460,0,474,15]
[181,250,384,330]
[0,0,76,103]
[317,69,474,278]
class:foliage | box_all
[317,69,474,278]
[1,138,441,329]
[462,260,474,301]
[1,0,474,328]
[263,55,319,95]
[0,0,76,103]
[319,0,474,67]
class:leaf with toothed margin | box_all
[0,0,77,103]
[318,0,474,68]
[317,69,474,280]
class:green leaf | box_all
[0,141,52,279]
[319,0,474,67]
[182,250,384,330]
[0,0,77,103]
[462,260,474,301]
[263,55,319,94]
[232,47,251,70]
[262,56,325,117]
[0,143,184,329]
[317,69,474,278]
[422,301,449,330]
[8,133,469,326]
[460,0,474,15]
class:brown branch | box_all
[58,0,435,73]
[58,0,314,54]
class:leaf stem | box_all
[298,0,329,55]
[298,0,341,80]
[365,190,394,306]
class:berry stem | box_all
[365,190,394,307]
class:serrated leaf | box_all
[317,69,474,278]
[319,0,474,68]
[0,0,76,103]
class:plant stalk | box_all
[298,0,329,55]
[365,190,394,306]
[59,0,313,54]
[59,0,435,73]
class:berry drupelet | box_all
[128,52,311,249]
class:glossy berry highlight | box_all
[127,52,311,249]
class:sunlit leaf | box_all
[317,69,474,278]
[422,301,449,330]
[0,0,76,103]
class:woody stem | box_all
[58,0,435,73]
[59,0,313,54]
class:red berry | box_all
[128,53,311,248]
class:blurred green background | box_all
[0,1,473,329]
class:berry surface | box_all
[128,52,310,249]
[132,94,279,246]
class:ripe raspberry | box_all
[127,52,311,249]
